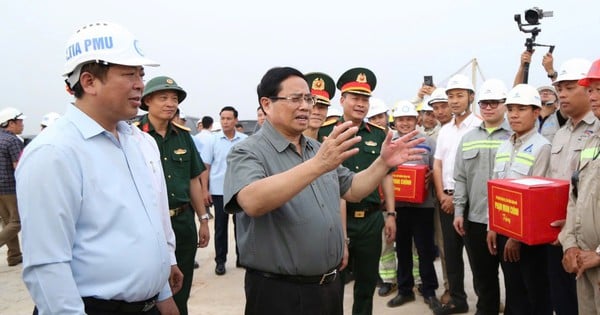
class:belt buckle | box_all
[354,210,365,218]
[141,300,156,312]
[319,269,337,285]
[169,209,176,217]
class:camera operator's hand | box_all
[543,52,555,75]
[520,50,533,66]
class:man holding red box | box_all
[386,101,440,309]
[487,83,552,314]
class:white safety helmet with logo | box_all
[445,74,474,93]
[392,100,419,118]
[63,22,159,87]
[478,79,508,102]
[505,84,542,108]
[41,112,61,127]
[553,58,592,84]
[367,98,388,118]
[428,87,448,105]
[0,107,26,127]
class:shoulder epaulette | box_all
[321,119,338,127]
[367,121,385,130]
[172,122,191,132]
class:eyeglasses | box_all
[269,94,317,106]
[478,101,502,109]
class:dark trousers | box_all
[463,221,500,315]
[172,209,198,315]
[244,270,343,315]
[213,195,238,264]
[438,209,467,305]
[546,244,578,315]
[497,234,552,315]
[395,207,438,298]
[342,210,384,315]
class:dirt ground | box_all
[1,218,489,315]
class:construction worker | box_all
[418,98,441,140]
[386,101,440,310]
[453,79,512,315]
[559,58,600,314]
[433,74,481,314]
[303,72,335,139]
[487,84,552,315]
[318,67,396,315]
[366,98,397,297]
[546,58,596,315]
[536,85,566,142]
[427,87,451,303]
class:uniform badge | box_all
[365,141,377,147]
[174,148,187,155]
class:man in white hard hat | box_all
[546,58,597,315]
[432,74,481,314]
[386,101,440,310]
[16,22,180,315]
[559,58,600,313]
[536,85,566,142]
[418,97,441,140]
[487,84,552,314]
[426,87,452,303]
[453,79,512,315]
[0,107,25,267]
[366,98,397,298]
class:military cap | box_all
[336,67,377,96]
[305,72,336,106]
[141,76,187,111]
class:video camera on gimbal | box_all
[514,7,555,83]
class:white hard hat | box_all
[0,107,26,126]
[478,79,508,101]
[392,100,419,118]
[41,112,61,127]
[420,97,434,111]
[428,87,448,105]
[554,58,592,84]
[506,84,542,108]
[63,22,159,86]
[446,74,474,93]
[367,98,388,118]
[177,110,186,120]
[327,106,343,118]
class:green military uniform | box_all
[317,67,387,315]
[138,76,205,315]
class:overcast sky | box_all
[2,0,598,135]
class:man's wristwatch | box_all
[547,71,557,79]
[200,213,210,221]
[386,211,397,218]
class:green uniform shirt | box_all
[318,118,388,210]
[137,115,205,208]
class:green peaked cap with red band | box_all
[305,72,336,106]
[336,67,376,96]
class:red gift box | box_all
[392,164,428,203]
[487,176,569,245]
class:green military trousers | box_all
[172,209,198,315]
[342,210,384,315]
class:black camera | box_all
[524,7,553,25]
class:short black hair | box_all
[256,67,306,105]
[201,116,213,129]
[220,106,238,118]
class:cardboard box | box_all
[488,176,569,245]
[392,164,428,203]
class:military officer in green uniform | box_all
[137,76,211,315]
[318,68,397,315]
